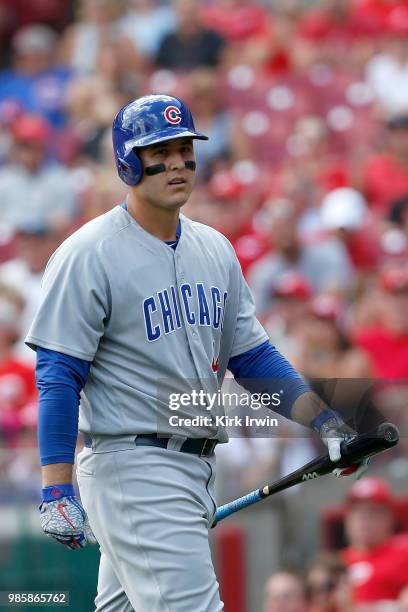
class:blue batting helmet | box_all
[112,94,208,186]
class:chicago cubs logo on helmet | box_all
[164,106,182,125]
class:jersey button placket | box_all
[176,258,185,281]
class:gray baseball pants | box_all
[76,436,223,612]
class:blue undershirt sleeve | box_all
[228,340,311,419]
[36,347,91,466]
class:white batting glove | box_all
[40,485,97,550]
[311,409,370,479]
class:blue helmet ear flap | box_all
[116,150,143,186]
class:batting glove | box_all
[311,409,370,479]
[40,484,97,550]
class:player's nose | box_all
[167,151,185,170]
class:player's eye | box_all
[181,145,193,154]
[154,148,167,156]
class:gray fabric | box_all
[26,205,267,440]
[76,443,222,612]
[95,553,135,612]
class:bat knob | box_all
[378,423,399,446]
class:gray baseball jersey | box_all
[26,204,267,441]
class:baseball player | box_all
[26,94,365,612]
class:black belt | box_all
[83,434,217,457]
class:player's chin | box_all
[165,185,192,206]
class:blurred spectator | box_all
[0,0,71,36]
[66,36,140,163]
[353,0,408,35]
[0,219,70,360]
[342,477,408,606]
[287,301,372,378]
[297,1,355,45]
[401,586,408,612]
[263,571,308,612]
[287,116,349,220]
[320,187,367,232]
[319,188,379,270]
[0,283,36,442]
[353,265,408,377]
[186,162,265,268]
[362,114,408,213]
[81,165,126,222]
[202,0,269,42]
[384,193,408,257]
[306,552,351,612]
[0,99,17,167]
[0,24,72,127]
[0,114,78,232]
[364,5,408,115]
[260,272,312,356]
[295,0,373,69]
[201,0,285,72]
[389,194,408,233]
[185,69,251,181]
[117,0,176,60]
[238,15,295,75]
[247,198,354,316]
[155,0,226,70]
[58,0,139,76]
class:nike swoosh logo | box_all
[57,502,76,530]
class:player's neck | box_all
[126,193,180,241]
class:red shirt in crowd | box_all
[353,0,408,34]
[354,326,408,377]
[342,534,408,603]
[343,229,380,270]
[0,0,70,30]
[297,10,357,42]
[202,3,269,41]
[0,356,36,438]
[0,357,36,410]
[363,154,408,213]
[232,230,269,276]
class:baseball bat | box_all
[212,422,399,527]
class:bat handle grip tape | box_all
[212,490,262,527]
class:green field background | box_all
[0,531,99,611]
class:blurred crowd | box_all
[0,0,407,602]
[263,477,408,612]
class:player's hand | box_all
[39,484,97,550]
[312,409,370,479]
